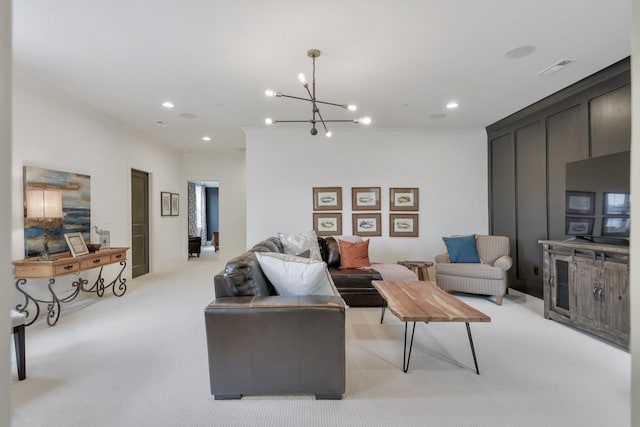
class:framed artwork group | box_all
[161,192,180,217]
[312,186,420,237]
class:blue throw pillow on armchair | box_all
[443,235,480,263]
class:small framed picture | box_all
[313,212,342,236]
[390,214,419,237]
[171,193,179,216]
[313,187,342,211]
[352,213,382,237]
[64,232,89,257]
[565,216,594,236]
[602,217,630,237]
[390,188,419,211]
[603,192,630,215]
[161,192,171,216]
[565,191,595,215]
[352,187,381,211]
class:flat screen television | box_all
[565,151,630,245]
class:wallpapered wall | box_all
[187,181,207,243]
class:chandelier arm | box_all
[313,100,349,108]
[303,85,328,132]
[318,119,360,123]
[277,93,314,103]
[270,120,314,123]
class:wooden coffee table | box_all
[371,280,491,374]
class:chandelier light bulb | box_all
[202,136,211,142]
[326,130,332,138]
[265,118,274,125]
[265,90,276,97]
[361,117,372,125]
[161,101,174,109]
[347,104,357,112]
[298,73,307,85]
[446,101,459,109]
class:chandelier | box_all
[264,49,371,137]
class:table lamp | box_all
[26,189,64,260]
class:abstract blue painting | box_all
[23,166,91,257]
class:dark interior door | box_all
[131,169,149,278]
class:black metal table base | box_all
[381,303,482,375]
[15,261,127,326]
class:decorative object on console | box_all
[389,214,419,237]
[336,239,371,269]
[313,187,342,211]
[93,226,111,248]
[313,212,342,236]
[171,193,180,216]
[161,192,171,216]
[277,230,322,261]
[390,187,419,211]
[264,49,371,137]
[442,235,480,263]
[23,166,90,257]
[25,189,64,260]
[351,187,381,211]
[352,213,381,237]
[64,232,89,257]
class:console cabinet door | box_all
[600,260,630,339]
[571,257,600,330]
[549,254,571,317]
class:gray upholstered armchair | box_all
[435,235,512,305]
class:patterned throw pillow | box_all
[337,239,371,269]
[277,231,322,261]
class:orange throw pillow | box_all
[337,239,371,269]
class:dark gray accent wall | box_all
[486,57,630,298]
[206,187,219,238]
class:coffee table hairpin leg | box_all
[466,322,480,375]
[403,322,417,373]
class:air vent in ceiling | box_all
[537,59,575,76]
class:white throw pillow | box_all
[255,252,339,296]
[278,230,322,261]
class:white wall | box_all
[12,70,183,285]
[1,0,11,424]
[630,0,639,422]
[182,150,247,261]
[244,127,488,262]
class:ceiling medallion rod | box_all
[264,49,371,137]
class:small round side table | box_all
[397,260,434,281]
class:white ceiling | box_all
[13,0,631,153]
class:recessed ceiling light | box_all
[154,120,167,126]
[446,102,458,110]
[505,45,536,60]
[202,136,212,142]
[162,101,174,109]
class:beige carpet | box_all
[10,257,630,426]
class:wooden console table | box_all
[13,247,128,326]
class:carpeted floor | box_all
[10,256,630,427]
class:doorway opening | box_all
[131,169,149,277]
[187,180,219,261]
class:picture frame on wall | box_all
[161,192,171,216]
[313,187,342,211]
[352,213,382,237]
[603,192,630,215]
[351,187,381,211]
[565,216,594,236]
[171,193,179,216]
[64,232,89,257]
[313,212,342,236]
[389,213,419,237]
[601,217,630,237]
[390,188,419,211]
[565,191,595,215]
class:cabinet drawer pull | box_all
[92,259,101,264]
[64,264,74,270]
[114,254,122,259]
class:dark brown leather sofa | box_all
[206,237,346,400]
